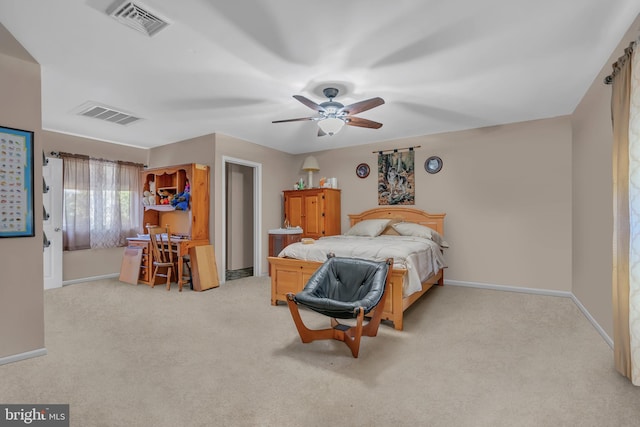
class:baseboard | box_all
[63,273,119,286]
[444,279,613,349]
[445,279,573,298]
[570,293,614,349]
[0,348,47,366]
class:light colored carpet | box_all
[1,276,639,426]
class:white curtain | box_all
[89,158,141,248]
[629,44,640,385]
[62,155,141,250]
[63,155,91,250]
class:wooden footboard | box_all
[268,256,442,330]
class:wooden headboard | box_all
[348,207,445,236]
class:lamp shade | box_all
[317,117,344,136]
[302,156,320,171]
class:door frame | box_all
[221,156,262,283]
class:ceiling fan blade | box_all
[340,97,385,115]
[345,116,383,129]
[272,117,316,123]
[293,95,326,112]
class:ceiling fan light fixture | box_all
[318,117,344,136]
[273,88,384,136]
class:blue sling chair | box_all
[286,255,393,358]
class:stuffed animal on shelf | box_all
[142,190,155,206]
[158,190,171,205]
[170,191,190,210]
[149,181,156,199]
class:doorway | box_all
[221,156,262,283]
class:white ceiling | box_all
[0,1,638,155]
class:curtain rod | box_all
[373,145,421,154]
[50,151,144,168]
[604,39,636,85]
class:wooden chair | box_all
[286,255,393,358]
[147,225,177,291]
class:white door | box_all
[43,157,63,289]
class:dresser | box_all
[283,188,341,239]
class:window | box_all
[61,155,141,250]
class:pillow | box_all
[381,224,401,235]
[345,219,392,237]
[391,222,449,248]
[380,217,402,235]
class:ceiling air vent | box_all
[107,1,169,37]
[77,103,142,126]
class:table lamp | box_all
[302,156,320,188]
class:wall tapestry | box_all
[378,150,415,205]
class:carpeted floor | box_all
[1,276,639,426]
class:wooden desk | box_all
[126,237,208,290]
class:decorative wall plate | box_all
[356,163,370,178]
[424,156,443,174]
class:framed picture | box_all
[424,156,443,174]
[356,163,370,178]
[0,126,34,237]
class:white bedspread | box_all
[277,235,446,297]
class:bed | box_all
[267,207,447,330]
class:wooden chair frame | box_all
[147,225,177,291]
[285,258,393,358]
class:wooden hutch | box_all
[128,163,210,286]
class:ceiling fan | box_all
[272,88,385,136]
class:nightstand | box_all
[268,228,303,258]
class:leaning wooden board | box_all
[119,246,143,285]
[189,244,220,291]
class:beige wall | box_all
[40,130,148,281]
[147,133,213,169]
[148,132,215,236]
[214,134,295,276]
[571,14,640,338]
[293,117,573,292]
[148,133,295,278]
[41,131,148,164]
[0,25,44,359]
